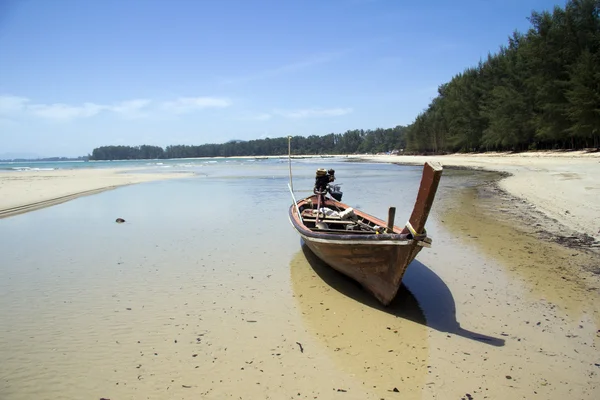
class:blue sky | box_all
[0,0,563,157]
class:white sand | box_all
[0,168,194,218]
[355,151,600,240]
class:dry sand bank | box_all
[354,151,600,243]
[0,168,194,219]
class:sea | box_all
[1,158,598,399]
[0,157,277,172]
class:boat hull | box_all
[288,161,443,306]
[299,232,422,305]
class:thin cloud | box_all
[0,95,230,122]
[275,107,353,119]
[110,99,152,119]
[161,97,232,114]
[29,102,105,120]
[0,95,29,114]
[220,51,346,85]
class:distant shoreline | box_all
[4,149,597,164]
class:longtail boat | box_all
[288,161,443,306]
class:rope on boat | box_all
[288,183,302,223]
[405,221,427,240]
[287,136,293,192]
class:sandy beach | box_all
[355,151,600,242]
[1,155,599,399]
[0,168,194,219]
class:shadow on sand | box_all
[300,243,505,347]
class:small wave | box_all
[10,167,57,171]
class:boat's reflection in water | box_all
[290,243,429,398]
[296,243,504,347]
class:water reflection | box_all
[299,243,505,347]
[290,243,430,400]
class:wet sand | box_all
[0,168,194,219]
[0,161,599,399]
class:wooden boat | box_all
[288,161,443,306]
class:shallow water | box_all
[0,161,598,399]
[0,157,270,171]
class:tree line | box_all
[407,0,600,152]
[89,127,407,160]
[90,0,599,161]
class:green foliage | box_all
[406,0,600,152]
[89,127,408,160]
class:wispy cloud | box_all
[160,97,231,114]
[220,51,346,85]
[0,95,29,114]
[28,102,105,120]
[274,107,353,119]
[110,99,152,119]
[0,95,231,122]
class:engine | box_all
[314,168,343,201]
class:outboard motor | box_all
[314,168,330,194]
[329,183,343,201]
[313,168,343,201]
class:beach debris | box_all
[296,341,304,353]
[336,389,347,392]
[182,385,192,388]
[392,387,400,392]
[505,375,512,380]
[115,218,125,223]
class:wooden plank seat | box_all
[308,228,376,234]
[301,210,344,219]
[301,218,355,224]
